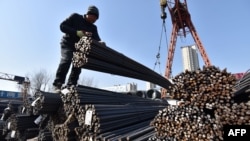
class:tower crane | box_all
[160,0,212,97]
[0,72,30,103]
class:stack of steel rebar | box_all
[233,70,250,103]
[2,35,250,140]
[1,66,250,140]
[2,114,39,140]
[72,36,173,89]
[0,85,168,140]
[31,91,62,115]
[0,100,23,120]
[150,66,250,141]
[57,85,169,140]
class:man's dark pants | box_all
[53,44,81,87]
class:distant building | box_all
[181,45,200,72]
[0,90,21,98]
[102,83,137,92]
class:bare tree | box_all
[27,69,53,92]
[78,76,98,87]
[26,69,98,94]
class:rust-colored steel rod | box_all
[151,66,250,140]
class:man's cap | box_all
[87,5,99,19]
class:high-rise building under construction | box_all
[181,45,200,72]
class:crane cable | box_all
[153,20,169,75]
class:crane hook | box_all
[160,0,167,20]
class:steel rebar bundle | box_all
[235,70,250,90]
[150,66,250,140]
[0,120,5,141]
[52,119,79,141]
[32,91,62,115]
[3,114,39,140]
[233,71,250,103]
[84,104,165,133]
[58,85,169,140]
[60,85,168,118]
[97,121,155,141]
[0,100,23,121]
[72,36,173,89]
[37,129,53,141]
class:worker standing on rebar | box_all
[53,5,104,92]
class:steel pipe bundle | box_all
[151,66,250,140]
[146,89,161,100]
[135,90,147,98]
[72,36,173,89]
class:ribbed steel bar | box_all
[118,125,154,141]
[72,37,173,89]
[75,85,169,106]
[82,103,164,136]
[98,120,150,140]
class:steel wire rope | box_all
[153,20,169,76]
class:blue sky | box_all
[1,0,250,91]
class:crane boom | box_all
[160,0,212,98]
[163,0,212,79]
[0,72,28,84]
[0,72,30,104]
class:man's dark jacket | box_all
[60,13,101,47]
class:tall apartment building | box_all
[181,45,200,72]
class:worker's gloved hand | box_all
[76,30,92,37]
[76,30,85,38]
